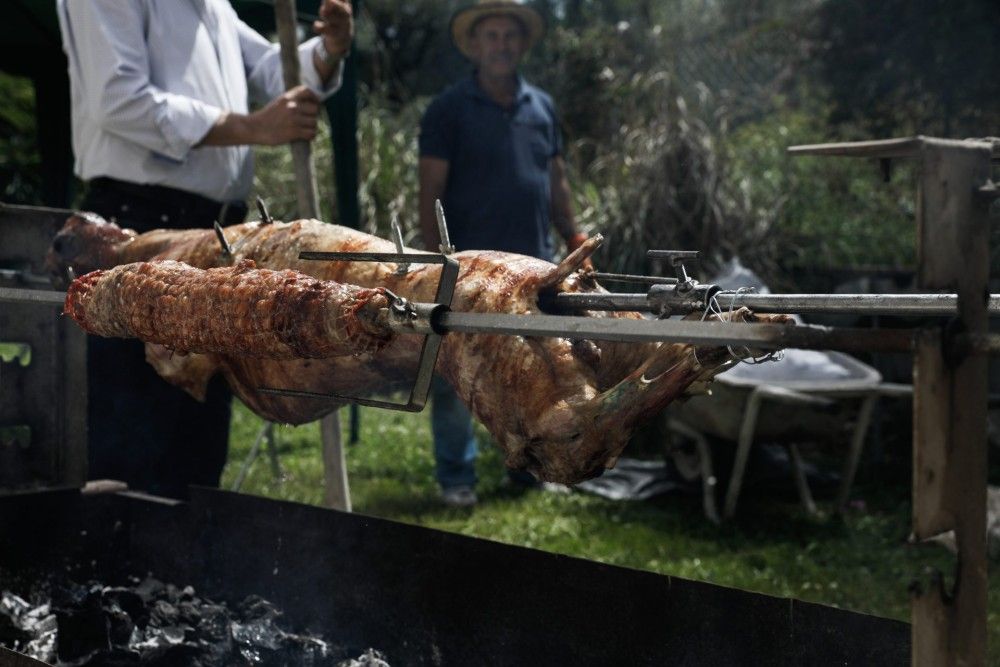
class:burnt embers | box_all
[0,573,388,666]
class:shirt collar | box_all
[465,71,532,106]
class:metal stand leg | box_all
[266,425,283,479]
[668,418,720,524]
[232,421,276,492]
[835,394,877,511]
[787,443,817,515]
[695,435,720,524]
[349,403,361,445]
[722,386,830,519]
[723,388,765,519]
[321,410,351,511]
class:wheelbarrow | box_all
[668,349,898,522]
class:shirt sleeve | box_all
[419,95,455,161]
[59,0,224,163]
[237,21,344,106]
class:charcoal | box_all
[238,594,282,621]
[106,605,134,647]
[148,599,179,628]
[56,603,111,661]
[102,587,146,627]
[133,577,165,604]
[195,604,229,643]
[174,600,206,628]
[0,611,31,647]
[51,579,92,609]
[1,571,387,666]
[338,648,391,667]
[136,642,204,666]
[80,647,142,666]
[2,591,58,663]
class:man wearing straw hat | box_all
[419,0,589,507]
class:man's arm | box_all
[207,0,352,149]
[238,0,352,105]
[550,156,587,252]
[419,157,450,252]
[311,0,353,82]
[199,85,320,147]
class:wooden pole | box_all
[273,0,350,512]
[273,0,321,218]
[910,140,992,666]
[787,136,996,665]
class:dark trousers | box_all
[81,179,247,499]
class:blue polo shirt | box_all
[419,74,563,261]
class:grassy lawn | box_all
[222,401,1000,663]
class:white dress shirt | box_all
[57,0,343,202]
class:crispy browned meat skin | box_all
[49,214,794,484]
[65,259,392,359]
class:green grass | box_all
[222,401,1000,662]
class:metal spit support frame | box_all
[790,136,998,667]
[258,251,460,412]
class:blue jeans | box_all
[431,377,477,490]
[430,378,539,489]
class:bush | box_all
[251,10,922,287]
[723,107,917,283]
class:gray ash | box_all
[0,574,388,667]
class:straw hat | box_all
[450,1,546,60]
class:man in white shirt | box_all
[56,0,353,499]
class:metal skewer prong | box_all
[213,221,233,257]
[435,199,455,255]
[256,196,273,224]
[391,214,409,275]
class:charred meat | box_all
[51,214,793,484]
[65,259,392,359]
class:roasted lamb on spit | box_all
[48,213,792,484]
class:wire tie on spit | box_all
[700,287,782,366]
[730,287,782,365]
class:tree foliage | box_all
[7,0,987,279]
[0,72,42,204]
[816,0,1000,137]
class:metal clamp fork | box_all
[435,199,455,255]
[391,215,409,276]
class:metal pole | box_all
[0,287,66,306]
[432,311,915,354]
[551,291,1000,317]
[273,0,348,511]
[736,293,1000,316]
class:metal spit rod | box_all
[0,287,66,306]
[590,272,679,286]
[552,291,1000,316]
[376,305,914,354]
[3,282,997,356]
